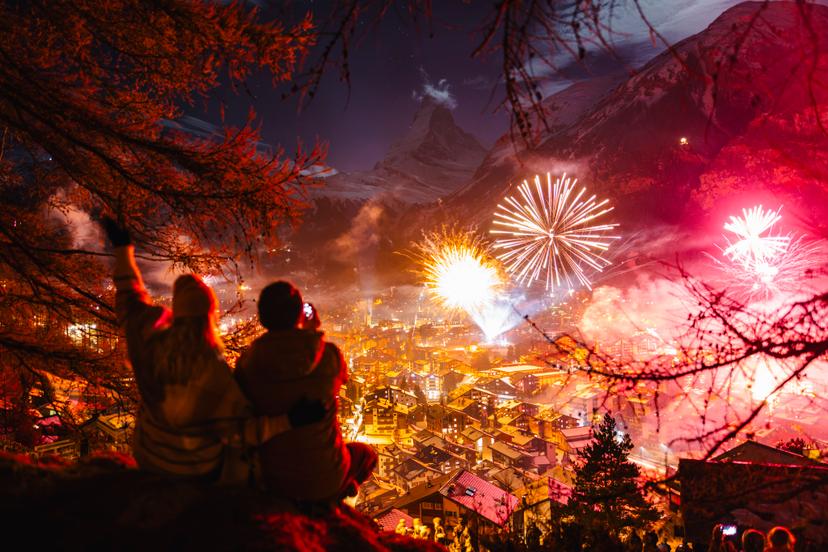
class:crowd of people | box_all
[704,524,797,552]
[625,524,798,552]
[103,217,377,506]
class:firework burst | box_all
[723,205,790,264]
[491,172,619,291]
[415,229,503,311]
[717,205,822,298]
[720,234,821,298]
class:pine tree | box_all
[561,413,659,537]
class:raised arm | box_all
[101,218,167,406]
[100,217,165,334]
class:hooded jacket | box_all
[235,329,349,501]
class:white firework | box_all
[491,172,620,291]
[715,205,823,299]
[719,233,822,299]
[723,205,790,264]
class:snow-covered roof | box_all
[440,470,519,526]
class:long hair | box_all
[145,314,224,398]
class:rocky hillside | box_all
[0,452,443,552]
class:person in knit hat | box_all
[102,217,326,482]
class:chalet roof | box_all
[532,409,577,426]
[560,426,592,441]
[477,378,517,394]
[559,426,593,451]
[461,426,485,441]
[490,441,524,461]
[468,386,498,399]
[366,397,417,415]
[447,397,477,413]
[497,399,523,411]
[495,416,518,428]
[392,457,442,481]
[496,425,535,446]
[513,434,535,447]
[713,440,823,466]
[390,471,455,509]
[360,478,399,503]
[448,383,476,401]
[370,384,418,399]
[439,438,476,457]
[492,364,546,374]
[415,444,466,466]
[439,470,519,526]
[376,441,404,454]
[418,435,447,450]
[413,428,438,442]
[437,366,465,377]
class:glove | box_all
[287,397,328,428]
[100,216,132,247]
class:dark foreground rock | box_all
[0,452,444,552]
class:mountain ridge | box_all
[313,98,487,205]
[439,0,828,236]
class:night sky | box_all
[200,0,758,172]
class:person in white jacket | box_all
[102,217,325,483]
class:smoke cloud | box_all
[331,199,388,297]
[412,67,457,109]
[333,201,384,260]
[578,273,694,346]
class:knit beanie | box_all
[172,274,216,319]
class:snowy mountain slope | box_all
[440,1,828,234]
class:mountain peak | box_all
[411,96,455,127]
[310,98,488,205]
[373,100,487,197]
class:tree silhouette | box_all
[560,413,659,537]
[0,0,320,447]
